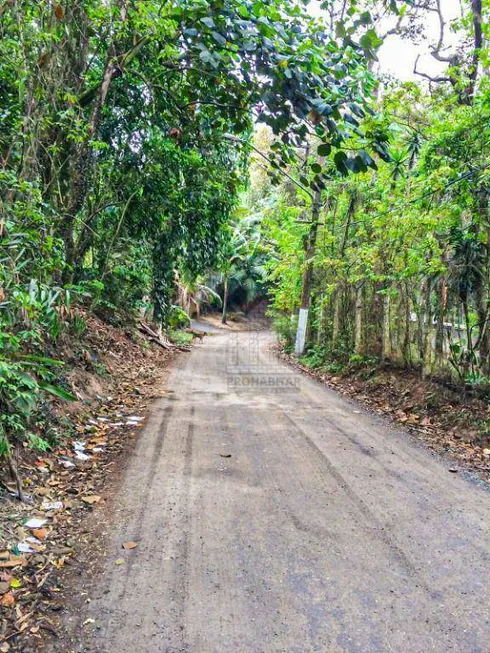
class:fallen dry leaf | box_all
[0,581,10,594]
[82,495,101,505]
[122,541,138,550]
[32,528,48,541]
[0,592,15,607]
[34,487,52,496]
[114,558,125,565]
[0,557,27,569]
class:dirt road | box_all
[61,332,490,653]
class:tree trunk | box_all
[6,442,24,502]
[435,276,448,362]
[422,279,433,378]
[61,0,130,282]
[382,290,391,360]
[61,57,118,281]
[476,283,490,373]
[295,188,321,356]
[475,192,490,372]
[399,281,411,366]
[354,283,363,355]
[316,296,326,346]
[465,0,483,101]
[332,290,340,348]
[221,276,229,324]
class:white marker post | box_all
[295,308,309,356]
[294,187,321,357]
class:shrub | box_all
[272,313,297,349]
[168,305,191,330]
[168,329,193,346]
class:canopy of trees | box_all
[0,0,387,459]
[2,0,489,463]
[242,0,490,385]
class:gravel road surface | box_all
[60,331,490,653]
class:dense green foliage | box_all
[244,0,490,386]
[5,0,488,472]
[0,0,387,464]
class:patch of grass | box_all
[169,329,193,347]
[424,390,442,410]
[300,350,325,370]
[366,375,386,387]
[70,314,88,339]
[348,353,377,368]
[323,360,346,374]
[300,347,348,375]
[92,361,109,377]
[140,338,151,352]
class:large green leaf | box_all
[38,382,76,402]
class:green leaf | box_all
[13,354,64,366]
[211,31,227,46]
[334,151,349,175]
[335,21,346,38]
[360,29,383,54]
[38,382,76,402]
[317,143,331,157]
[358,149,377,170]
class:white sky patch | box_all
[377,1,462,81]
[307,0,463,81]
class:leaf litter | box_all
[0,312,179,649]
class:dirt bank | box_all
[0,313,179,651]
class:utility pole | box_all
[295,186,321,356]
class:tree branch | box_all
[223,134,313,200]
[466,0,483,99]
[413,54,452,84]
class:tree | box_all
[215,212,266,323]
[0,0,393,466]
